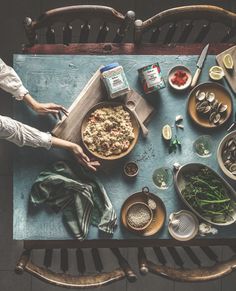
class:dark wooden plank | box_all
[183,247,201,266]
[167,247,184,267]
[178,22,193,43]
[22,43,233,55]
[46,26,56,44]
[150,27,161,43]
[43,249,53,268]
[79,22,90,43]
[24,237,236,249]
[153,247,166,265]
[163,23,177,44]
[63,23,72,44]
[60,248,69,272]
[194,23,210,43]
[91,248,103,272]
[76,248,86,274]
[96,23,109,43]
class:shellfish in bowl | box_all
[218,131,236,181]
[187,82,233,128]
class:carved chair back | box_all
[24,5,135,46]
[138,246,236,282]
[16,247,137,288]
[134,5,236,44]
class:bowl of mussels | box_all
[187,82,233,128]
[218,130,236,181]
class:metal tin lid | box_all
[100,63,119,73]
[168,210,199,241]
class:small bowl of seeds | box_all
[126,202,153,231]
[124,161,139,178]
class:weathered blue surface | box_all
[13,54,236,240]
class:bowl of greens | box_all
[174,163,236,226]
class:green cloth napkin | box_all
[30,161,117,240]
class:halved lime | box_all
[223,54,234,70]
[162,124,172,141]
[209,66,224,81]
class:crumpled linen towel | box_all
[30,161,117,240]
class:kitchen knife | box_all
[190,43,209,89]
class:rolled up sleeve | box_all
[0,115,52,149]
[0,58,28,100]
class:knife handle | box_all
[190,68,201,89]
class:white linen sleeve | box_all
[0,58,28,100]
[0,115,52,149]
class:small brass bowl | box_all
[126,202,153,231]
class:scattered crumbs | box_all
[135,145,156,162]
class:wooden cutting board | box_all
[216,45,236,94]
[52,68,155,144]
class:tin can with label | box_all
[138,63,165,94]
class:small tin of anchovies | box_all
[138,63,165,94]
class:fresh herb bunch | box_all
[182,167,235,223]
[169,135,181,154]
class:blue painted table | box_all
[13,47,236,246]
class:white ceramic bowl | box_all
[168,65,192,91]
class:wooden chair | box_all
[134,5,236,44]
[24,5,135,46]
[138,246,236,282]
[15,247,137,288]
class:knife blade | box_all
[190,43,209,89]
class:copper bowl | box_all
[126,202,153,231]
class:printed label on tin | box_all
[143,68,161,88]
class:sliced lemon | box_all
[209,66,225,81]
[223,54,234,70]
[162,124,172,141]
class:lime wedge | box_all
[162,124,172,141]
[209,66,224,81]
[223,54,234,70]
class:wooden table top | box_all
[13,43,236,248]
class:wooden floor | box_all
[0,0,236,290]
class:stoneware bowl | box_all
[217,130,236,181]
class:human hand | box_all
[32,102,68,119]
[70,144,100,172]
[22,94,68,119]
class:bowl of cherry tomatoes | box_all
[168,65,192,91]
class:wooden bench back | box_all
[134,5,236,44]
[24,5,135,46]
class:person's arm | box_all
[23,93,68,117]
[0,115,99,171]
[0,58,68,117]
[51,137,100,171]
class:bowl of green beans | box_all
[174,163,236,226]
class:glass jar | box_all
[100,63,130,99]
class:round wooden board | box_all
[121,191,166,236]
[81,101,140,160]
[187,82,233,128]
